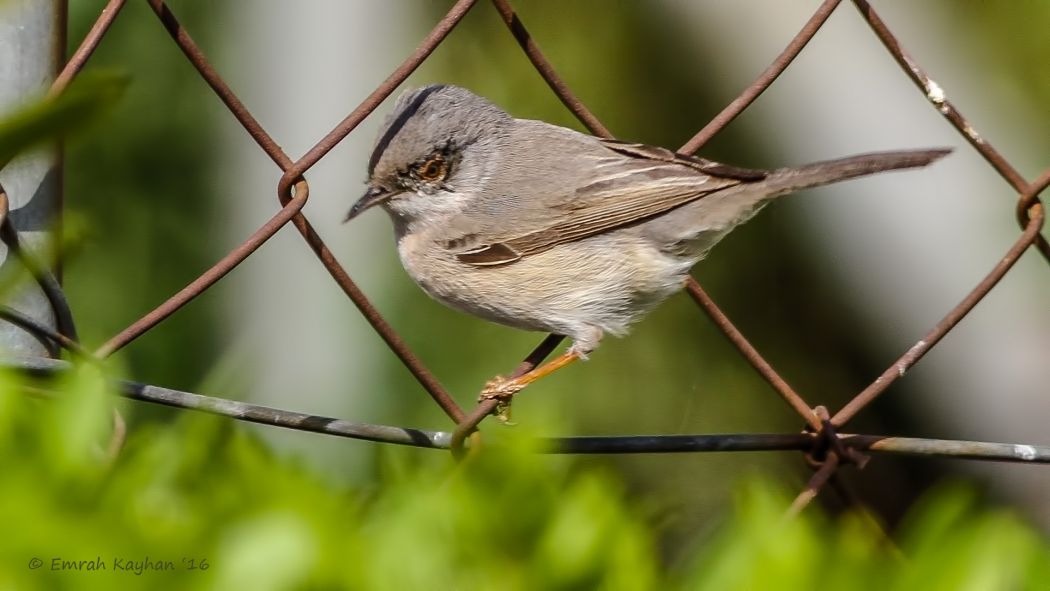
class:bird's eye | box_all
[415,155,448,182]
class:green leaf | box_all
[0,71,128,165]
[2,367,1049,589]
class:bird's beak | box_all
[344,186,393,222]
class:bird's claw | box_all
[479,375,525,424]
[479,375,526,400]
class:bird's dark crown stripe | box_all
[367,84,446,176]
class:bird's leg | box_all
[479,350,581,423]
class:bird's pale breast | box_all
[398,224,691,349]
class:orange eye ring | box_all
[416,155,448,182]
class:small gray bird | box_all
[347,84,948,405]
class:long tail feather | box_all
[759,148,951,197]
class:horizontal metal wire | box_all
[9,358,1048,464]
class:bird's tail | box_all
[647,148,951,263]
[757,148,951,197]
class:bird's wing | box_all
[451,139,767,267]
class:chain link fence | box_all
[1,0,1047,517]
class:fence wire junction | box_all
[1,0,1047,516]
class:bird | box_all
[345,84,948,413]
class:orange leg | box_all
[479,350,581,406]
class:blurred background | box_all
[62,0,1049,551]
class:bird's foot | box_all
[479,375,526,425]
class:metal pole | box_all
[0,0,65,357]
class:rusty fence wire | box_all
[1,0,1047,516]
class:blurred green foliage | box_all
[0,370,1047,590]
[0,72,126,166]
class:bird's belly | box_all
[398,231,692,339]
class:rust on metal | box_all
[49,0,128,96]
[679,0,843,154]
